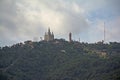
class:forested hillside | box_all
[0,39,120,80]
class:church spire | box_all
[48,27,50,33]
[48,27,51,35]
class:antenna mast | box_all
[104,22,105,43]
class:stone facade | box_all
[44,28,54,41]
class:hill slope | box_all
[0,39,120,80]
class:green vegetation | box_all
[0,39,120,80]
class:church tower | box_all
[44,28,54,41]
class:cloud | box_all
[0,0,89,46]
[0,0,120,46]
[17,0,89,34]
[106,16,120,42]
[81,0,120,42]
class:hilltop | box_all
[0,39,120,80]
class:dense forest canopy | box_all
[0,39,120,80]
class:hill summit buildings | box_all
[44,28,72,42]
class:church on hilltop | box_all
[44,28,54,41]
[44,28,72,42]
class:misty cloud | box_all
[0,0,120,46]
[0,0,89,46]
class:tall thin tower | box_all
[69,32,72,42]
[104,22,105,43]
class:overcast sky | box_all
[0,0,120,46]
